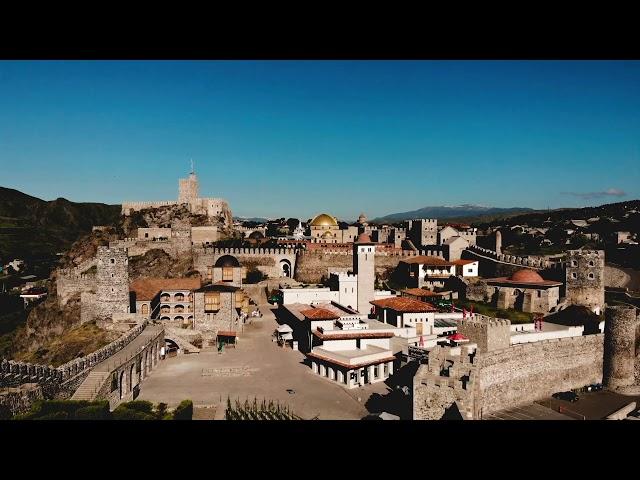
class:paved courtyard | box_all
[138,303,389,420]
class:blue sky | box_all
[0,60,638,220]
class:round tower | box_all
[603,305,639,391]
[96,246,130,320]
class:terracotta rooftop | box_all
[402,288,442,297]
[485,269,562,287]
[300,307,341,320]
[452,259,477,266]
[370,297,437,313]
[130,277,202,301]
[401,255,454,266]
[312,330,395,340]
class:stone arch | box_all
[120,370,127,399]
[129,363,135,393]
[160,316,170,321]
[279,259,292,278]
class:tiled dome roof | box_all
[509,269,545,283]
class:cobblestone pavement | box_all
[138,301,382,420]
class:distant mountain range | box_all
[0,187,121,260]
[371,204,534,224]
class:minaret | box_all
[353,233,376,315]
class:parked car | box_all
[552,391,579,402]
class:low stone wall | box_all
[0,383,44,416]
[474,334,604,417]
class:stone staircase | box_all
[70,371,110,401]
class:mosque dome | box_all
[509,269,545,283]
[310,213,338,227]
[215,255,240,268]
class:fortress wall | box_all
[474,334,604,416]
[193,247,297,279]
[57,274,96,307]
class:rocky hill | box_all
[0,186,121,260]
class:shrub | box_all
[25,399,90,418]
[155,402,168,420]
[38,411,70,420]
[112,405,155,421]
[245,268,265,284]
[75,402,111,420]
[120,400,154,414]
[173,399,193,420]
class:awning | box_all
[276,324,293,333]
[280,333,294,340]
[447,333,468,341]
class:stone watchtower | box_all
[565,250,605,314]
[603,305,640,393]
[457,314,511,353]
[178,171,200,204]
[406,219,438,247]
[353,233,376,315]
[95,246,130,319]
[494,230,502,255]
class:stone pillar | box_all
[319,364,326,377]
[337,370,344,384]
[388,361,394,376]
[603,305,638,390]
[328,367,335,381]
[368,365,375,383]
[312,361,318,374]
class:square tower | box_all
[96,246,130,319]
[178,172,200,204]
[406,219,438,247]
[565,250,605,314]
[353,234,376,315]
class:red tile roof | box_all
[217,330,237,337]
[130,277,202,301]
[452,259,477,266]
[401,255,454,266]
[300,307,341,320]
[312,330,395,340]
[402,288,442,297]
[370,297,437,313]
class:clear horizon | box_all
[1,60,639,220]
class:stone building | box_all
[565,250,605,314]
[397,255,457,290]
[193,283,248,343]
[405,219,438,247]
[129,277,202,327]
[207,255,244,287]
[481,269,562,313]
[308,213,359,244]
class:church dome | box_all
[215,255,240,268]
[310,213,338,227]
[509,269,545,283]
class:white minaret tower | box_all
[353,233,376,315]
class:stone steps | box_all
[70,371,110,401]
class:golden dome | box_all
[310,213,338,227]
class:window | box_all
[588,273,594,279]
[110,258,115,264]
[588,261,594,267]
[235,290,244,304]
[223,266,234,282]
[205,292,221,312]
[571,260,578,267]
[467,268,473,273]
[207,267,213,281]
[145,233,149,238]
[571,272,577,279]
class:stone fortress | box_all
[121,165,233,227]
